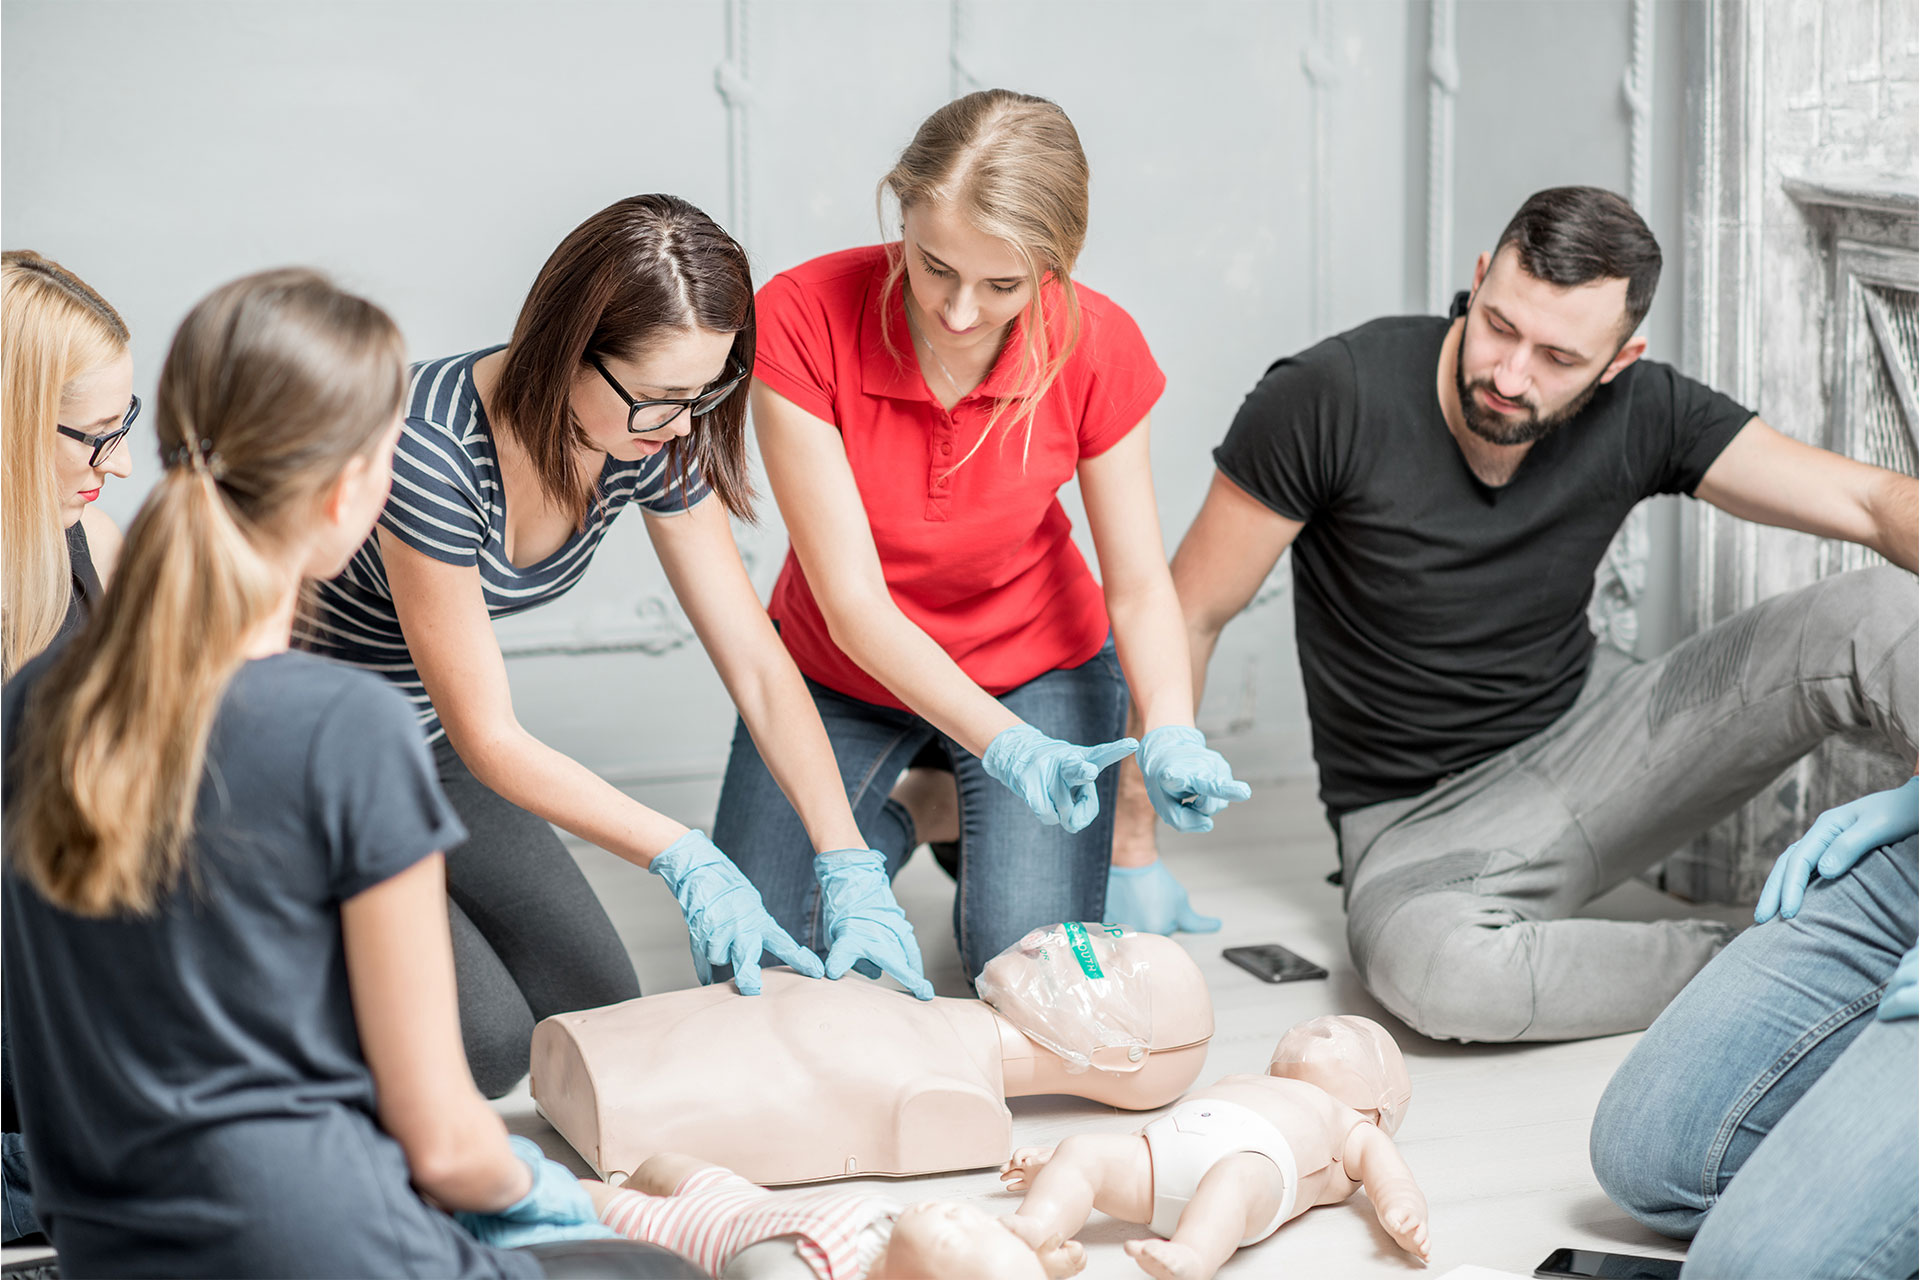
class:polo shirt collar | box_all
[857,252,1061,406]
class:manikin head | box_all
[1453,186,1659,447]
[976,924,1212,1072]
[1267,1015,1412,1136]
[875,1202,1079,1280]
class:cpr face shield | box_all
[976,922,1153,1074]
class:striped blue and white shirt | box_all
[299,347,709,742]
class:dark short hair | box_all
[1494,186,1661,336]
[493,194,756,526]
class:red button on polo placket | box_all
[926,407,955,521]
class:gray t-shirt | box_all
[1,649,539,1279]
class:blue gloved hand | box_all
[1880,946,1918,1021]
[982,725,1138,834]
[1106,859,1222,935]
[455,1135,614,1249]
[650,830,825,994]
[815,849,935,1000]
[1755,777,1919,923]
[1136,726,1252,833]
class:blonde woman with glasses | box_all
[0,250,141,1248]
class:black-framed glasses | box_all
[589,353,747,435]
[56,394,141,467]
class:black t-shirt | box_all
[1,650,538,1279]
[1213,297,1753,820]
[55,523,102,645]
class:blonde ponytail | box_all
[1,252,130,677]
[9,269,404,917]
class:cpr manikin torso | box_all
[532,926,1213,1184]
[1002,1016,1429,1280]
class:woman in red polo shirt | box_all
[712,89,1249,982]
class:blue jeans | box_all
[713,639,1128,985]
[2,1007,39,1244]
[1590,836,1919,1280]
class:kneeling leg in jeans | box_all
[1342,566,1917,1042]
[1590,837,1918,1280]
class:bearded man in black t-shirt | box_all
[1113,186,1918,1043]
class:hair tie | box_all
[164,438,227,480]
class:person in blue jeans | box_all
[714,91,1250,986]
[1590,777,1919,1280]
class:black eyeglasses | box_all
[589,354,748,435]
[56,394,141,467]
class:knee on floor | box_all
[1357,906,1537,1042]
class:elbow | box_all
[817,590,895,668]
[396,1109,512,1209]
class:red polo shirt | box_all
[755,244,1166,711]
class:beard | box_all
[1454,335,1606,446]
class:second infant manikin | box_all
[1000,1014,1429,1280]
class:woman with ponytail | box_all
[1,270,696,1279]
[300,193,932,1102]
[713,90,1250,982]
[0,249,138,1246]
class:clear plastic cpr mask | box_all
[975,922,1153,1075]
[1267,1014,1412,1135]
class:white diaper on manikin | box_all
[1142,1096,1300,1245]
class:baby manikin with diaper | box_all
[999,1015,1428,1280]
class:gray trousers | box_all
[1338,564,1918,1044]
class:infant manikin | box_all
[1000,1015,1429,1280]
[533,924,1214,1184]
[584,1151,1083,1280]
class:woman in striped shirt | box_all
[302,195,931,1099]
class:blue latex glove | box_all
[1106,859,1222,935]
[1755,777,1919,923]
[455,1136,615,1249]
[650,830,825,994]
[1136,726,1252,833]
[982,725,1138,834]
[815,849,935,1000]
[1880,946,1918,1021]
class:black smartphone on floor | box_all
[1222,943,1328,983]
[1535,1247,1683,1279]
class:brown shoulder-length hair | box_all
[491,194,757,526]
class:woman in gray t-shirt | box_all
[2,272,691,1278]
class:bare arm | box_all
[751,380,1020,757]
[1113,469,1305,865]
[79,507,123,584]
[342,854,530,1211]
[644,497,864,853]
[1079,418,1193,733]
[1695,417,1918,572]
[1342,1121,1430,1262]
[380,528,689,867]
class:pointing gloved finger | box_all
[1191,775,1253,804]
[729,933,765,995]
[762,920,826,979]
[689,946,715,986]
[1083,738,1140,772]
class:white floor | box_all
[495,775,1754,1280]
[1,774,1746,1277]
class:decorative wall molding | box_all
[1590,0,1660,655]
[949,0,983,100]
[716,0,752,238]
[1303,0,1336,334]
[1424,0,1458,314]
